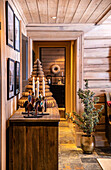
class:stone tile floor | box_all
[59,120,111,170]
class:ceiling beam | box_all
[27,31,83,41]
[96,6,111,25]
[26,23,95,33]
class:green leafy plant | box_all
[66,79,104,135]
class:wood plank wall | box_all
[40,47,65,84]
[0,25,1,169]
[84,25,111,131]
[0,0,27,169]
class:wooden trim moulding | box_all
[33,34,83,114]
[96,8,111,25]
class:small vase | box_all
[81,134,95,154]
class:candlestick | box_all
[33,77,35,96]
[43,77,45,97]
[36,77,39,98]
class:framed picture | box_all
[7,58,15,100]
[15,61,20,95]
[6,1,14,48]
[14,15,20,52]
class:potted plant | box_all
[66,79,104,153]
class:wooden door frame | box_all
[0,24,1,170]
[32,36,84,114]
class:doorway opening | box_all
[40,47,66,117]
[32,40,76,117]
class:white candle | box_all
[33,77,35,96]
[62,72,63,77]
[43,77,45,97]
[36,77,39,98]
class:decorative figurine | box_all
[35,99,40,115]
[43,96,47,112]
[31,91,35,106]
[28,91,32,103]
[27,103,33,116]
[58,78,63,85]
[23,101,28,112]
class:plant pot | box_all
[81,134,95,154]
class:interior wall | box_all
[0,0,27,169]
[40,47,65,84]
[84,24,111,130]
[0,22,1,169]
[33,41,72,113]
[33,40,83,114]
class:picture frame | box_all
[6,1,14,48]
[15,61,20,95]
[14,15,20,52]
[7,58,15,100]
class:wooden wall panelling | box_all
[0,22,1,170]
[27,31,81,41]
[65,42,71,113]
[28,37,33,78]
[16,0,110,24]
[84,39,111,48]
[73,41,77,112]
[9,123,58,170]
[84,25,111,38]
[0,0,27,169]
[79,0,102,23]
[40,47,65,83]
[76,38,80,114]
[37,0,48,23]
[1,1,7,169]
[26,24,95,33]
[71,41,74,112]
[15,0,32,23]
[48,0,58,23]
[84,24,111,134]
[20,21,22,96]
[26,0,40,23]
[84,81,111,89]
[87,0,111,23]
[56,0,69,23]
[64,0,80,23]
[84,58,111,66]
[84,48,111,58]
[84,65,111,72]
[84,72,111,80]
[76,35,84,114]
[96,8,111,25]
[72,0,91,23]
[10,0,28,25]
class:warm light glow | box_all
[52,16,56,19]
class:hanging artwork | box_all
[6,1,14,48]
[7,58,15,100]
[14,15,20,52]
[15,61,20,95]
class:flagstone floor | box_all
[59,119,111,170]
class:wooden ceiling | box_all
[15,0,111,25]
